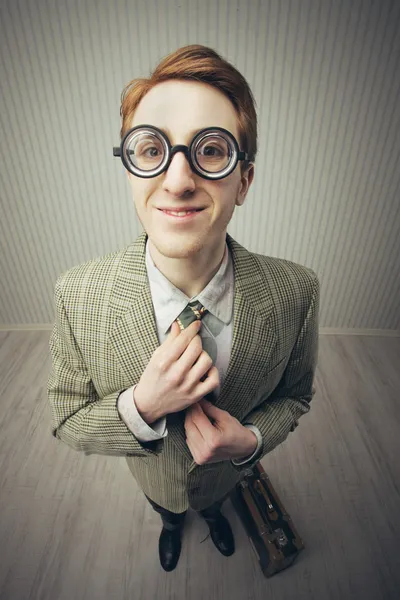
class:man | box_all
[47,45,319,573]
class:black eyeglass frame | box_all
[113,124,251,180]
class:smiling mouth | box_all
[157,208,205,221]
[157,208,203,213]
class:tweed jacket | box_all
[47,231,320,512]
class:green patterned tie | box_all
[175,300,208,331]
[167,300,217,433]
[175,300,217,386]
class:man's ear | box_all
[245,164,255,189]
[237,163,255,206]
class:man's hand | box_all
[184,399,258,465]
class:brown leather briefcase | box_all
[229,461,305,578]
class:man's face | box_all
[126,79,254,259]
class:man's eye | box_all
[136,146,160,157]
[200,145,222,156]
[145,147,160,157]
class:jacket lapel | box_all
[109,231,278,468]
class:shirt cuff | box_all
[117,385,168,442]
[230,424,263,466]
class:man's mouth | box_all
[157,208,204,220]
[158,208,203,215]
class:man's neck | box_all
[148,237,226,299]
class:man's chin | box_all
[148,234,207,259]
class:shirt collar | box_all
[145,238,234,335]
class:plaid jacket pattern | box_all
[47,231,320,512]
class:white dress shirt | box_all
[117,237,262,466]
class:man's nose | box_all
[161,150,196,195]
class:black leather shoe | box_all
[206,513,235,556]
[159,526,183,572]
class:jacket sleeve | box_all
[117,385,168,441]
[47,275,164,458]
[230,425,263,466]
[230,274,320,472]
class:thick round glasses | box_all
[113,124,250,180]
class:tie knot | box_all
[176,300,208,331]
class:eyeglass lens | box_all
[125,129,232,173]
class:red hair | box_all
[119,44,257,174]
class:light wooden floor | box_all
[0,330,399,600]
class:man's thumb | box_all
[200,398,218,413]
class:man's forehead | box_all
[131,81,239,140]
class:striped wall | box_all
[0,0,399,333]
